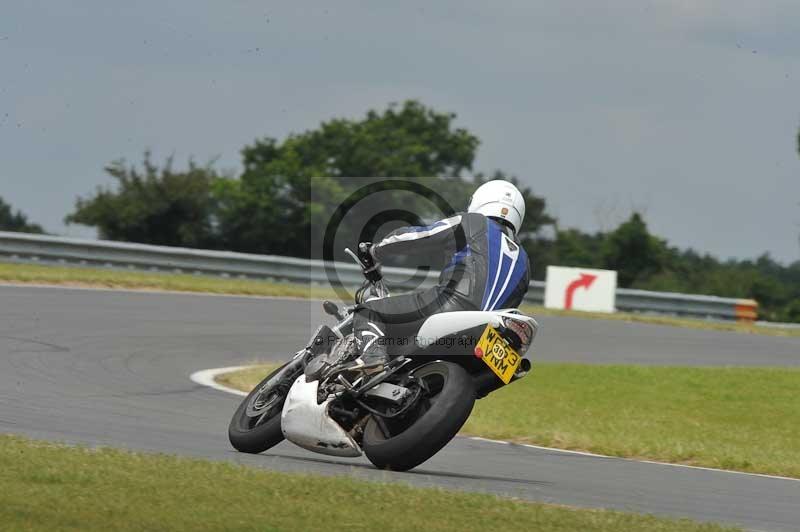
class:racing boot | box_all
[341,323,389,374]
[354,342,389,372]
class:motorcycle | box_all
[228,246,539,471]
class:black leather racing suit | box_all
[354,212,531,357]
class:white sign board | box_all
[544,266,617,313]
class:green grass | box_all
[0,435,737,532]
[1,261,798,337]
[0,261,337,299]
[222,363,800,479]
[216,363,276,392]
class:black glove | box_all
[357,242,382,282]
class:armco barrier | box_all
[615,287,758,322]
[0,231,756,322]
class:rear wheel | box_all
[228,363,298,454]
[362,361,475,471]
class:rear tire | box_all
[362,361,475,471]
[228,363,296,454]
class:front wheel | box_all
[362,361,476,471]
[228,363,298,454]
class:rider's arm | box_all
[371,214,464,261]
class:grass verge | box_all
[215,364,272,392]
[0,261,336,299]
[0,434,737,532]
[1,261,798,337]
[222,363,800,479]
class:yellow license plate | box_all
[477,325,521,384]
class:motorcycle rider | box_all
[350,180,530,370]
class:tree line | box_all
[2,101,798,321]
[0,197,43,234]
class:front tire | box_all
[228,363,296,454]
[362,361,476,471]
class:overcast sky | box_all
[2,1,799,262]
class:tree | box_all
[216,101,555,259]
[66,101,555,262]
[65,152,220,248]
[601,213,667,287]
[552,229,606,269]
[0,197,44,233]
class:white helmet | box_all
[467,180,525,234]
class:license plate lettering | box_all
[478,325,522,384]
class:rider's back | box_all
[371,211,530,310]
[438,212,530,310]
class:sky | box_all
[2,1,799,263]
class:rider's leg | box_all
[352,286,474,368]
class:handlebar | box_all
[343,247,361,266]
[344,245,389,302]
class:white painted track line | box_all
[468,437,800,483]
[190,366,249,397]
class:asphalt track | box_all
[1,284,799,531]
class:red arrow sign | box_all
[564,273,597,310]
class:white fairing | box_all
[281,375,362,457]
[416,310,539,352]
